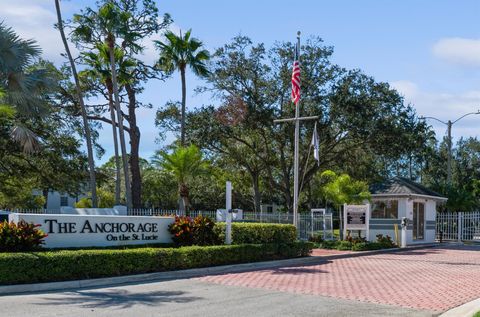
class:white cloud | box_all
[1,0,70,64]
[432,37,480,67]
[391,80,480,140]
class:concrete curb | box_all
[0,243,439,296]
[440,297,480,317]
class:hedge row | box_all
[214,223,297,244]
[0,242,313,285]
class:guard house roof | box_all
[370,177,448,201]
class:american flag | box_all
[291,42,301,105]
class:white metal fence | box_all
[128,209,333,240]
[2,208,333,241]
[1,208,58,214]
[436,211,480,242]
[128,209,217,219]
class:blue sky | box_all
[3,0,480,164]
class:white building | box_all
[32,190,83,212]
[369,177,447,245]
[260,203,284,213]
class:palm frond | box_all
[10,124,40,154]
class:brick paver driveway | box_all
[197,245,480,313]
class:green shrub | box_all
[308,232,323,243]
[336,240,352,250]
[375,234,396,248]
[214,223,297,244]
[0,242,313,285]
[351,242,369,251]
[345,235,367,245]
[0,220,47,252]
[316,233,397,251]
[316,240,339,249]
[192,216,220,246]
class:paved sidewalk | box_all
[198,245,480,313]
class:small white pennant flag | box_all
[311,122,320,165]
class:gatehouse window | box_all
[371,200,398,219]
[60,196,69,207]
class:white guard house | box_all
[369,177,447,245]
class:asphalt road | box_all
[0,278,435,317]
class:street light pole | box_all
[447,120,452,186]
[421,110,480,186]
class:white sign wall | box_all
[9,213,174,248]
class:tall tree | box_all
[73,2,133,208]
[80,43,134,205]
[157,36,429,212]
[54,0,98,207]
[71,0,171,208]
[155,29,210,146]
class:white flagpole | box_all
[293,31,301,228]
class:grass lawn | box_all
[473,311,480,317]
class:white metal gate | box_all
[436,212,480,242]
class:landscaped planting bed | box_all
[0,216,313,285]
[311,234,397,251]
[0,242,313,285]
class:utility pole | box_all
[274,31,318,228]
[422,110,480,186]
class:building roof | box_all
[370,177,447,200]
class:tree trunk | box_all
[409,155,413,180]
[252,173,261,213]
[106,84,121,205]
[180,66,187,146]
[107,33,132,209]
[179,183,189,215]
[54,0,97,207]
[125,83,142,208]
[338,205,344,240]
[42,188,49,209]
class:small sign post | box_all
[343,204,369,240]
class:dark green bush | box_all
[214,223,297,244]
[308,232,323,243]
[0,220,47,252]
[316,240,338,249]
[192,216,220,246]
[317,234,397,251]
[0,242,313,285]
[375,234,396,248]
[336,240,352,250]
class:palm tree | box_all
[81,43,135,205]
[0,22,52,153]
[72,2,133,209]
[55,0,98,207]
[156,144,209,213]
[155,30,210,146]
